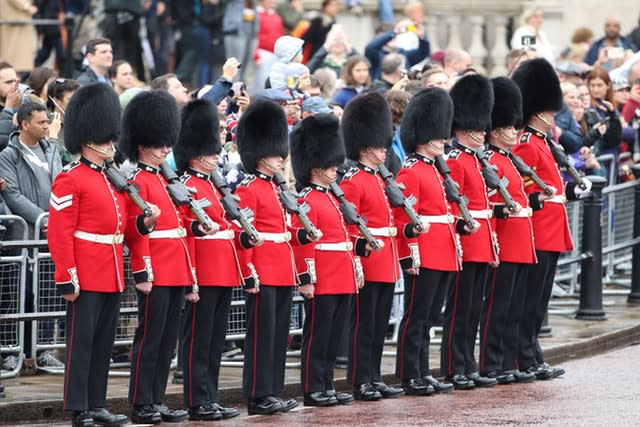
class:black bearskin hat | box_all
[490,77,523,129]
[511,58,563,127]
[341,92,394,160]
[118,90,181,162]
[174,99,221,172]
[290,113,345,187]
[400,88,453,153]
[236,99,289,174]
[450,74,494,132]
[64,83,121,154]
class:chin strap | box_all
[536,112,554,128]
[496,128,516,143]
[198,155,217,169]
[86,142,114,156]
[464,130,485,145]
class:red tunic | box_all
[485,146,537,264]
[292,184,359,295]
[446,143,498,263]
[512,127,574,253]
[394,155,462,272]
[48,158,149,294]
[126,162,197,287]
[182,169,242,287]
[340,163,401,283]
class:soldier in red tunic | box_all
[289,113,366,407]
[120,90,204,424]
[235,99,318,415]
[441,74,499,390]
[48,84,158,427]
[340,93,405,401]
[172,99,242,421]
[393,88,462,395]
[512,58,592,379]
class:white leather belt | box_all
[148,227,187,239]
[316,242,353,251]
[469,209,493,219]
[419,214,454,224]
[546,195,567,204]
[511,207,533,218]
[368,226,397,237]
[196,229,234,240]
[74,230,124,245]
[259,231,291,243]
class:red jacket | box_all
[182,169,242,287]
[48,158,149,294]
[126,163,197,289]
[340,163,401,283]
[292,184,360,295]
[485,145,537,264]
[512,127,574,253]
[394,155,462,272]
[257,7,283,52]
[235,172,307,286]
[447,143,498,263]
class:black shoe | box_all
[504,369,536,383]
[446,374,476,390]
[153,403,188,422]
[422,375,454,394]
[402,378,435,396]
[304,392,334,407]
[270,396,299,412]
[88,408,128,426]
[540,362,565,378]
[188,405,222,421]
[353,383,382,401]
[0,383,4,399]
[372,381,405,398]
[208,403,240,419]
[171,369,183,385]
[325,390,353,405]
[131,405,162,424]
[526,364,553,380]
[484,370,516,385]
[466,372,498,388]
[247,397,282,415]
[71,411,94,427]
[335,357,348,370]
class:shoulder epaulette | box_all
[519,133,532,144]
[239,174,256,187]
[447,149,461,160]
[403,157,419,168]
[128,168,142,180]
[342,167,360,180]
[298,187,312,198]
[61,161,80,172]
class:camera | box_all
[521,35,536,50]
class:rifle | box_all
[329,182,381,250]
[547,141,588,190]
[475,146,518,213]
[272,172,320,240]
[377,163,426,232]
[104,161,153,217]
[433,155,475,229]
[209,170,260,243]
[508,152,555,196]
[159,162,215,231]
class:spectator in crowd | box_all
[268,35,304,90]
[442,49,472,80]
[0,63,22,151]
[332,55,371,108]
[301,95,332,119]
[282,62,311,96]
[276,0,305,35]
[505,48,539,77]
[369,53,406,94]
[151,74,190,108]
[510,7,556,64]
[560,27,594,64]
[611,77,637,154]
[556,82,589,154]
[311,68,337,100]
[197,0,227,87]
[34,0,66,68]
[172,0,201,85]
[307,24,358,77]
[628,13,640,51]
[0,1,37,76]
[421,66,449,90]
[584,66,623,158]
[384,89,410,173]
[109,60,136,96]
[303,0,339,62]
[144,0,173,78]
[46,78,80,165]
[584,17,638,68]
[223,0,258,83]
[26,67,56,102]
[75,38,114,86]
[253,0,285,93]
[102,0,145,82]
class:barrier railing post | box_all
[576,176,607,320]
[628,166,640,304]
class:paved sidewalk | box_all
[1,289,639,424]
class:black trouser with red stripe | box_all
[502,262,531,371]
[479,263,519,374]
[396,269,453,381]
[348,281,394,386]
[129,286,184,406]
[518,251,559,370]
[301,294,354,393]
[242,285,293,400]
[64,292,120,411]
[441,262,491,377]
[182,286,233,408]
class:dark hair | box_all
[0,61,13,72]
[86,37,112,55]
[26,67,57,99]
[47,78,80,110]
[322,0,336,10]
[586,65,615,106]
[108,60,131,79]
[341,55,371,87]
[151,73,178,91]
[17,102,48,129]
[384,90,411,125]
